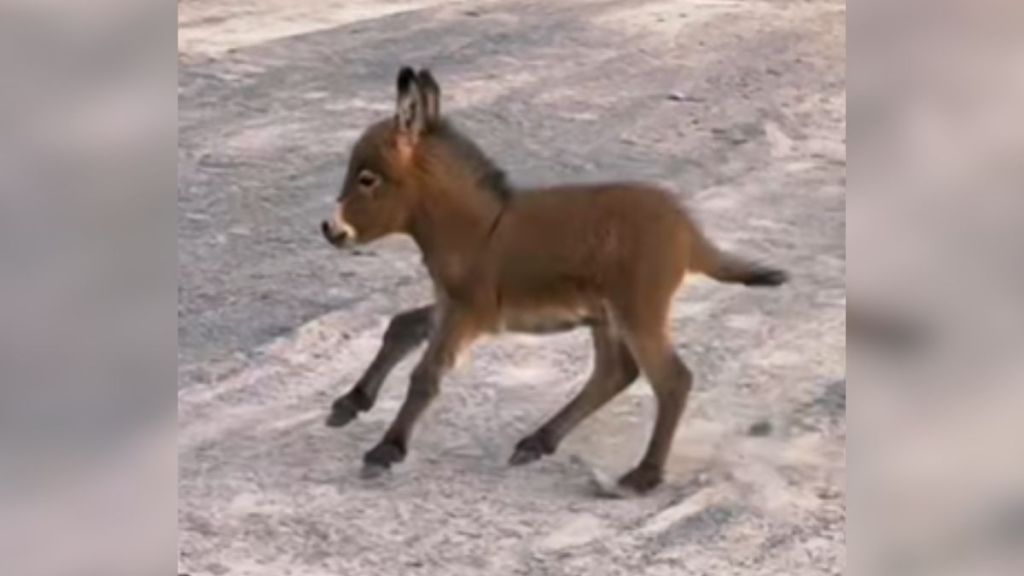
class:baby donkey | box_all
[321,67,788,494]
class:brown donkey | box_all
[321,67,788,494]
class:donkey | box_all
[321,67,788,494]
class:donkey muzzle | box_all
[321,219,353,248]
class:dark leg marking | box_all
[326,305,433,428]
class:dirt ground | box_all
[177,1,846,574]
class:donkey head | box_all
[322,67,443,248]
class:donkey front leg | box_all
[362,309,477,477]
[326,304,434,427]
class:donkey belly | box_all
[500,304,602,334]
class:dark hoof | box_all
[509,435,551,466]
[360,462,390,480]
[617,465,663,495]
[364,441,405,468]
[325,398,360,428]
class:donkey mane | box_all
[430,119,513,202]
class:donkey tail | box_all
[690,233,789,287]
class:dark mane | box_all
[431,120,513,202]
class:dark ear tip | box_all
[417,68,438,86]
[397,67,417,90]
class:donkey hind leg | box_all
[326,305,433,428]
[510,325,639,466]
[362,310,476,477]
[617,330,693,494]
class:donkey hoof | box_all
[360,462,391,480]
[325,399,359,428]
[509,436,550,466]
[364,442,405,468]
[617,465,664,495]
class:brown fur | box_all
[322,67,788,494]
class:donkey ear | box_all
[395,66,426,140]
[417,68,441,124]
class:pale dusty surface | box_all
[178,1,845,574]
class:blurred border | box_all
[851,0,1024,574]
[0,1,176,575]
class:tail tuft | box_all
[691,238,789,288]
[740,266,789,287]
[687,224,789,288]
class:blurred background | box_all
[0,0,175,575]
[850,0,1024,574]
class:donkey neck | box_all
[408,183,505,291]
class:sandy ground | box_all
[178,0,845,574]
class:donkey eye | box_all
[357,170,380,189]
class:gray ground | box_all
[178,1,845,574]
